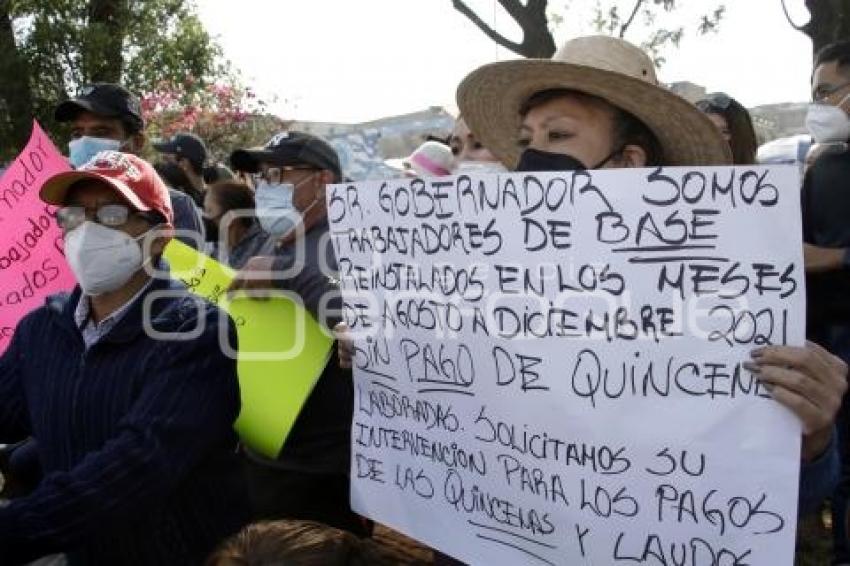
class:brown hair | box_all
[519,88,664,166]
[205,521,406,566]
[695,95,758,165]
[207,180,256,230]
[815,40,850,73]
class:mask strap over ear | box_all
[301,194,323,218]
[592,145,627,169]
[134,222,172,256]
[293,170,320,189]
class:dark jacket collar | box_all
[49,260,186,346]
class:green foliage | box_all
[0,0,226,159]
[121,1,224,95]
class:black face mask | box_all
[516,148,586,172]
[203,215,219,243]
[514,147,623,172]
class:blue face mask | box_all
[68,136,122,168]
[255,180,297,235]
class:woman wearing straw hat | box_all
[457,35,731,171]
[455,35,845,521]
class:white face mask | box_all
[453,160,508,174]
[255,180,297,235]
[64,222,149,296]
[68,137,123,168]
[806,96,850,143]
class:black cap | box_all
[230,131,341,179]
[54,83,144,133]
[153,133,208,169]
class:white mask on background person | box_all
[452,160,508,174]
[806,94,850,143]
[63,221,149,296]
[68,137,122,168]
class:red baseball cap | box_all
[40,151,174,225]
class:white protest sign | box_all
[328,165,803,566]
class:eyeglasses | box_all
[57,204,155,231]
[813,80,850,102]
[252,165,317,185]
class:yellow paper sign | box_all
[163,240,334,458]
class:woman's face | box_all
[450,118,498,165]
[203,191,224,222]
[519,93,633,169]
[706,112,732,144]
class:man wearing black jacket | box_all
[804,39,850,564]
[0,152,248,564]
[228,132,363,535]
[55,83,206,248]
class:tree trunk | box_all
[787,0,850,58]
[452,0,556,58]
[0,0,35,154]
[84,0,128,83]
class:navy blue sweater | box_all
[0,272,250,564]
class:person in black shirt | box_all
[228,132,364,537]
[803,39,850,564]
[153,132,209,201]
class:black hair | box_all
[519,88,664,166]
[154,161,192,192]
[815,40,850,71]
[695,95,757,165]
[207,181,256,230]
[202,163,235,185]
[121,118,143,137]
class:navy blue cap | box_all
[230,131,341,179]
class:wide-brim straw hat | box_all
[457,35,732,168]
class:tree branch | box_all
[780,0,806,31]
[452,0,524,54]
[619,0,645,37]
[497,0,527,22]
[453,0,555,58]
[85,0,128,83]
[0,0,34,148]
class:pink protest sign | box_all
[0,121,75,353]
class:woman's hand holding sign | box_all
[746,342,848,461]
[334,322,353,369]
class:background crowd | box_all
[0,7,849,565]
